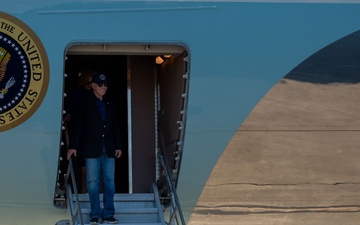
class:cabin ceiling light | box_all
[156,56,164,64]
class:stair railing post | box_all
[158,128,186,225]
[65,157,85,225]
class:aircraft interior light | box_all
[155,56,164,64]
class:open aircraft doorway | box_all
[54,43,189,207]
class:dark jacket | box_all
[68,92,122,158]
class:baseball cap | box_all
[92,73,108,85]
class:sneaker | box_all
[90,217,99,224]
[103,216,118,224]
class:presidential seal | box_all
[0,12,49,131]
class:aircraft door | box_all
[55,44,188,207]
[128,56,156,193]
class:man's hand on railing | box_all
[67,149,77,160]
[115,149,122,158]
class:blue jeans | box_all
[85,151,115,219]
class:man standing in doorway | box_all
[67,73,122,224]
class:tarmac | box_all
[187,78,360,225]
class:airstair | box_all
[67,182,166,224]
[65,148,185,225]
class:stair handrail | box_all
[65,157,84,225]
[158,128,186,225]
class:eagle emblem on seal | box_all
[0,47,15,99]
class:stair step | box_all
[80,223,162,225]
[75,193,155,202]
[77,201,157,210]
[80,207,159,214]
[77,214,161,224]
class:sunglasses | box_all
[96,83,108,87]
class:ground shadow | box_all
[285,30,360,84]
